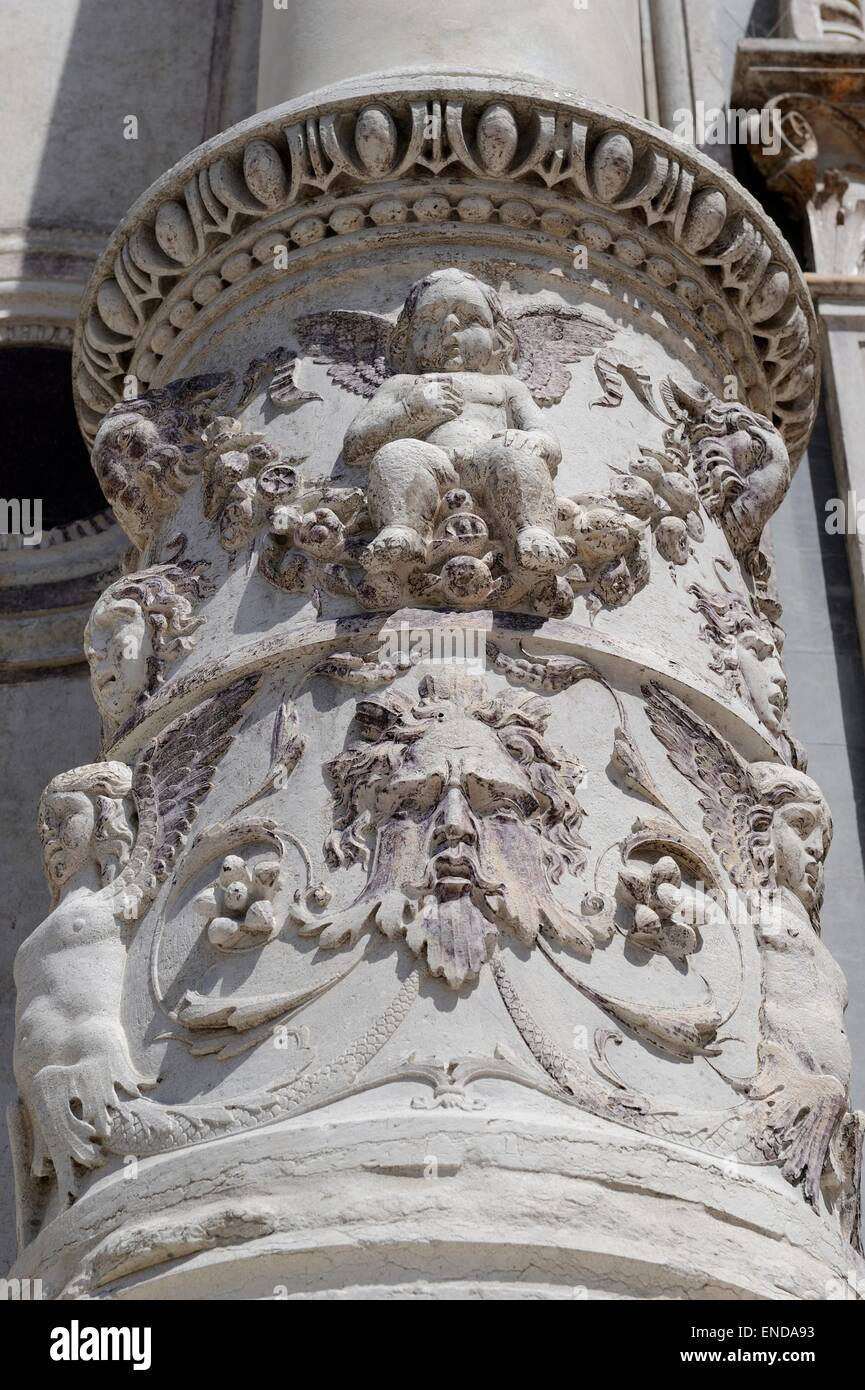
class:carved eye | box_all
[464,772,538,819]
[494,794,539,818]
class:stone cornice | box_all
[73,74,820,461]
[0,227,105,347]
[734,39,865,105]
[735,45,865,278]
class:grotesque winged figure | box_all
[12,675,258,1203]
[294,268,614,577]
[645,682,861,1228]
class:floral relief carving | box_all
[82,267,795,628]
[253,270,774,617]
[616,853,701,960]
[192,853,282,949]
[595,366,794,567]
[253,273,790,619]
[13,647,861,1257]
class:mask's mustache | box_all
[405,844,504,899]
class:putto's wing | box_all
[112,674,260,919]
[591,351,670,421]
[643,681,758,892]
[512,305,615,406]
[294,310,394,398]
[233,347,321,413]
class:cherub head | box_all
[92,374,230,548]
[84,563,210,738]
[38,761,134,905]
[389,269,518,376]
[668,381,791,555]
[747,763,831,926]
[310,669,606,987]
[689,584,787,735]
[93,409,189,551]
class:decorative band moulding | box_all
[72,74,820,460]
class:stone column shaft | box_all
[7,62,863,1299]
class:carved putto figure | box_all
[275,267,615,614]
[303,669,609,987]
[339,268,576,575]
[84,561,212,741]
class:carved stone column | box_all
[9,73,864,1300]
[780,1,865,44]
[735,41,865,670]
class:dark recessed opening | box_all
[0,346,107,531]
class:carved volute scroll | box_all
[10,76,864,1302]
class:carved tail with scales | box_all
[103,970,419,1158]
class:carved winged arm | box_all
[512,304,615,406]
[293,309,404,467]
[642,681,759,895]
[112,673,261,923]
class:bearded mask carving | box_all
[302,670,611,987]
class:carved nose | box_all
[434,786,476,845]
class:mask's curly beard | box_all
[43,839,65,882]
[406,893,497,989]
[801,862,825,930]
[306,819,611,989]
